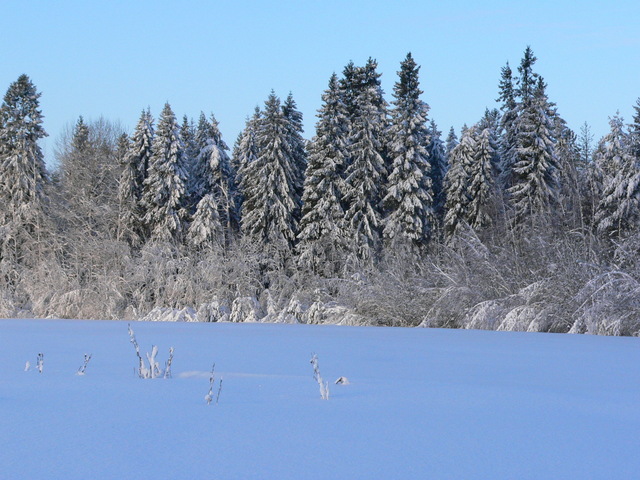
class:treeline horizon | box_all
[1,47,639,336]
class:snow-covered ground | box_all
[1,319,638,479]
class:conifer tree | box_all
[241,92,301,249]
[383,53,433,253]
[142,103,187,243]
[234,107,261,209]
[629,98,640,159]
[298,74,349,274]
[342,59,389,263]
[186,193,224,251]
[594,115,640,238]
[282,92,307,202]
[0,74,49,266]
[497,62,518,190]
[119,109,154,244]
[466,126,498,230]
[445,126,458,159]
[427,120,448,220]
[191,112,237,243]
[180,115,198,208]
[509,76,559,224]
[444,128,475,237]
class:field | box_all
[1,319,638,479]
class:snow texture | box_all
[0,319,638,479]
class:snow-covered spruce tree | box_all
[186,193,224,251]
[497,61,518,192]
[191,112,238,244]
[509,75,559,224]
[118,109,154,244]
[553,116,582,225]
[465,126,499,230]
[297,73,349,275]
[594,114,640,239]
[443,127,475,237]
[0,74,49,267]
[427,120,448,223]
[629,97,640,159]
[341,58,389,264]
[383,53,434,254]
[180,115,198,209]
[141,103,188,244]
[282,93,307,204]
[241,92,301,250]
[234,107,261,212]
[445,126,458,160]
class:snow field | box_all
[0,319,638,479]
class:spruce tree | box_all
[342,59,389,263]
[466,126,498,230]
[234,107,261,210]
[427,120,448,221]
[141,103,187,244]
[298,74,349,274]
[282,92,307,203]
[594,115,640,238]
[383,53,433,253]
[191,112,237,243]
[443,128,475,237]
[497,62,518,191]
[0,74,49,265]
[186,193,224,251]
[241,92,301,249]
[509,75,559,224]
[119,109,154,244]
[445,126,458,159]
[629,97,640,159]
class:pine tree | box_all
[594,114,640,238]
[444,128,475,237]
[119,109,154,244]
[298,74,349,274]
[509,75,559,224]
[141,103,187,243]
[241,92,301,249]
[0,74,49,266]
[342,59,389,263]
[383,53,433,253]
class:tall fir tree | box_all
[443,128,475,237]
[282,92,307,203]
[186,193,224,251]
[234,107,261,210]
[118,109,154,244]
[0,74,49,266]
[497,61,518,192]
[241,92,301,249]
[383,53,434,253]
[629,97,640,159]
[465,126,499,230]
[298,74,349,274]
[342,58,389,263]
[445,126,459,159]
[509,73,559,224]
[141,103,187,243]
[427,120,448,221]
[191,112,237,244]
[594,114,640,238]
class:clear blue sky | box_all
[1,0,638,166]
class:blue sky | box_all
[1,1,639,166]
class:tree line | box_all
[1,47,640,335]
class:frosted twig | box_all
[205,363,216,405]
[77,354,92,375]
